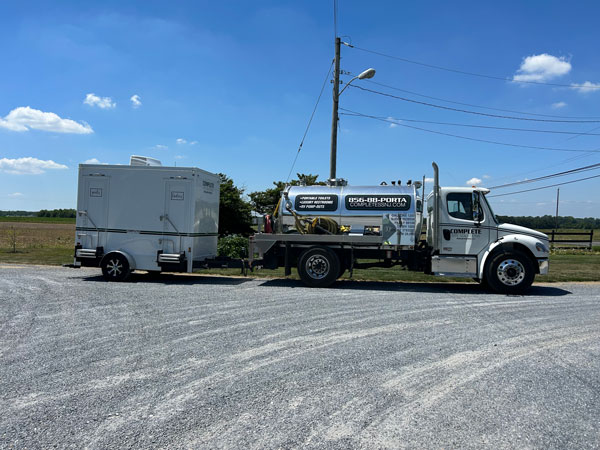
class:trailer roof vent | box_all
[130,155,162,166]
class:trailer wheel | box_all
[297,247,340,288]
[485,251,534,294]
[101,253,131,282]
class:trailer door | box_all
[81,176,109,248]
[162,179,191,254]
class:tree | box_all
[37,209,76,218]
[249,173,325,215]
[218,174,253,236]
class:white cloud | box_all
[7,192,24,198]
[0,157,68,175]
[551,101,567,109]
[482,174,491,179]
[153,144,168,150]
[387,116,401,128]
[130,94,142,108]
[424,177,434,183]
[189,141,198,145]
[0,106,93,134]
[570,81,600,94]
[513,54,571,82]
[83,93,116,109]
[466,177,482,186]
[175,155,185,160]
[176,138,187,144]
[83,158,108,164]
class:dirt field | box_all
[0,222,74,249]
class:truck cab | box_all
[426,182,550,293]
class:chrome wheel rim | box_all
[106,259,123,277]
[496,259,525,286]
[306,255,330,280]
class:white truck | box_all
[73,157,234,280]
[250,163,550,294]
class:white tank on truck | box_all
[280,183,423,247]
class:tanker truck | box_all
[249,162,550,294]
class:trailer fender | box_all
[479,235,542,279]
[100,250,137,272]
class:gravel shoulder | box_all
[1,266,599,449]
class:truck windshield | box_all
[482,193,498,224]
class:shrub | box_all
[217,235,248,259]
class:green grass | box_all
[1,247,598,283]
[0,216,75,224]
[0,219,598,283]
[0,247,73,265]
[204,254,600,283]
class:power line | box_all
[488,152,597,185]
[340,111,600,136]
[345,43,600,90]
[339,108,600,153]
[489,163,600,189]
[366,80,600,120]
[286,60,334,183]
[566,124,600,141]
[349,85,600,123]
[488,174,600,197]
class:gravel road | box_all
[1,265,599,449]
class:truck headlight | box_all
[535,242,549,253]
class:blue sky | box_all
[1,0,599,217]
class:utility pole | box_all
[329,36,341,183]
[555,188,560,230]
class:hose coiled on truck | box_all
[285,204,340,235]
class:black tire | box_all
[101,253,131,282]
[297,246,340,288]
[484,251,535,294]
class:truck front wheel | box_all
[297,246,340,288]
[101,253,131,282]
[485,251,534,294]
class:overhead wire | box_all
[344,43,600,90]
[339,108,600,154]
[488,174,600,197]
[365,80,600,119]
[285,60,334,183]
[489,163,600,189]
[339,111,600,136]
[488,152,598,185]
[566,124,600,141]
[348,85,600,123]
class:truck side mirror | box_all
[472,192,481,223]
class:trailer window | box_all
[447,193,482,221]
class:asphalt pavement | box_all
[1,265,599,449]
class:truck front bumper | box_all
[538,258,549,275]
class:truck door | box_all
[81,176,109,248]
[162,179,191,254]
[440,191,490,256]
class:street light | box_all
[338,68,376,96]
[329,36,376,184]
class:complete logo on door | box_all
[171,191,184,201]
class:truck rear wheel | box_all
[297,246,340,288]
[101,253,131,282]
[485,251,534,294]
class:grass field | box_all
[0,218,600,282]
[0,216,76,224]
[1,221,598,282]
